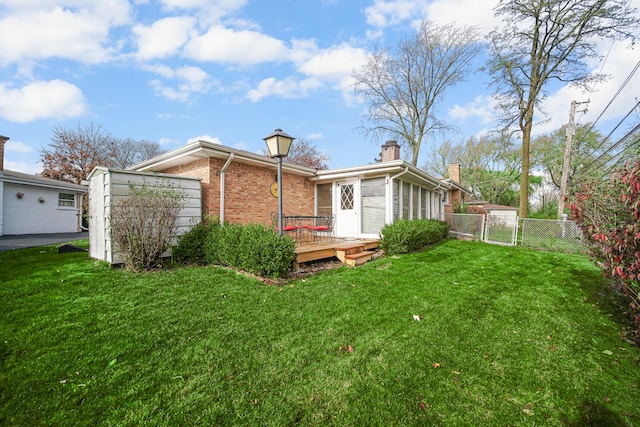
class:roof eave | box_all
[131,140,316,177]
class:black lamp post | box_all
[263,128,294,235]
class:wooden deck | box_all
[294,238,379,267]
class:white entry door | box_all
[335,179,359,238]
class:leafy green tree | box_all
[487,0,640,217]
[353,20,481,166]
[425,133,523,206]
[532,123,604,196]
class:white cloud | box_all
[0,80,86,123]
[133,16,197,60]
[306,133,324,140]
[425,0,500,33]
[246,77,323,102]
[160,0,246,13]
[5,140,34,154]
[158,137,179,146]
[364,0,501,34]
[188,135,222,144]
[364,0,427,28]
[0,1,132,66]
[147,65,217,101]
[448,95,496,125]
[298,44,367,82]
[297,43,368,100]
[5,160,41,175]
[184,26,290,65]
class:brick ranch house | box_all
[131,139,468,240]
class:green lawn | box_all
[1,239,639,426]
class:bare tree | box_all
[108,138,164,169]
[263,137,330,170]
[41,122,115,184]
[285,137,330,170]
[352,20,481,166]
[41,123,165,182]
[487,0,640,217]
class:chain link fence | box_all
[519,217,588,254]
[485,213,518,246]
[441,213,484,240]
[442,213,589,254]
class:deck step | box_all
[334,244,365,255]
[343,250,376,267]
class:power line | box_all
[574,120,640,178]
[571,57,640,151]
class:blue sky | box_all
[1,0,639,175]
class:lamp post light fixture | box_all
[263,128,295,235]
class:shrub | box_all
[379,219,449,254]
[204,223,296,278]
[173,216,221,264]
[109,180,186,271]
[570,161,640,341]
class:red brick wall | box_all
[161,158,314,226]
[444,189,463,214]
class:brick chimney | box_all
[0,135,8,173]
[381,140,400,162]
[449,163,461,183]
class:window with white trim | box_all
[58,193,75,208]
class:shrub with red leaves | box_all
[570,162,640,341]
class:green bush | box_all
[173,216,221,264]
[109,180,186,271]
[379,219,449,254]
[204,222,296,278]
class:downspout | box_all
[219,153,234,224]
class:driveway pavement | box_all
[0,232,88,251]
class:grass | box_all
[1,239,639,426]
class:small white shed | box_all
[87,167,201,264]
[483,204,518,227]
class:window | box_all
[58,193,75,208]
[421,188,428,219]
[412,185,419,219]
[341,184,354,210]
[402,181,410,219]
[316,183,332,215]
[393,180,400,220]
[361,178,385,234]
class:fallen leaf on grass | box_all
[339,344,354,353]
[432,363,441,368]
[602,350,613,356]
[419,401,430,412]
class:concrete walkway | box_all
[0,232,88,252]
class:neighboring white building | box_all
[0,135,86,236]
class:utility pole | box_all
[557,100,589,218]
